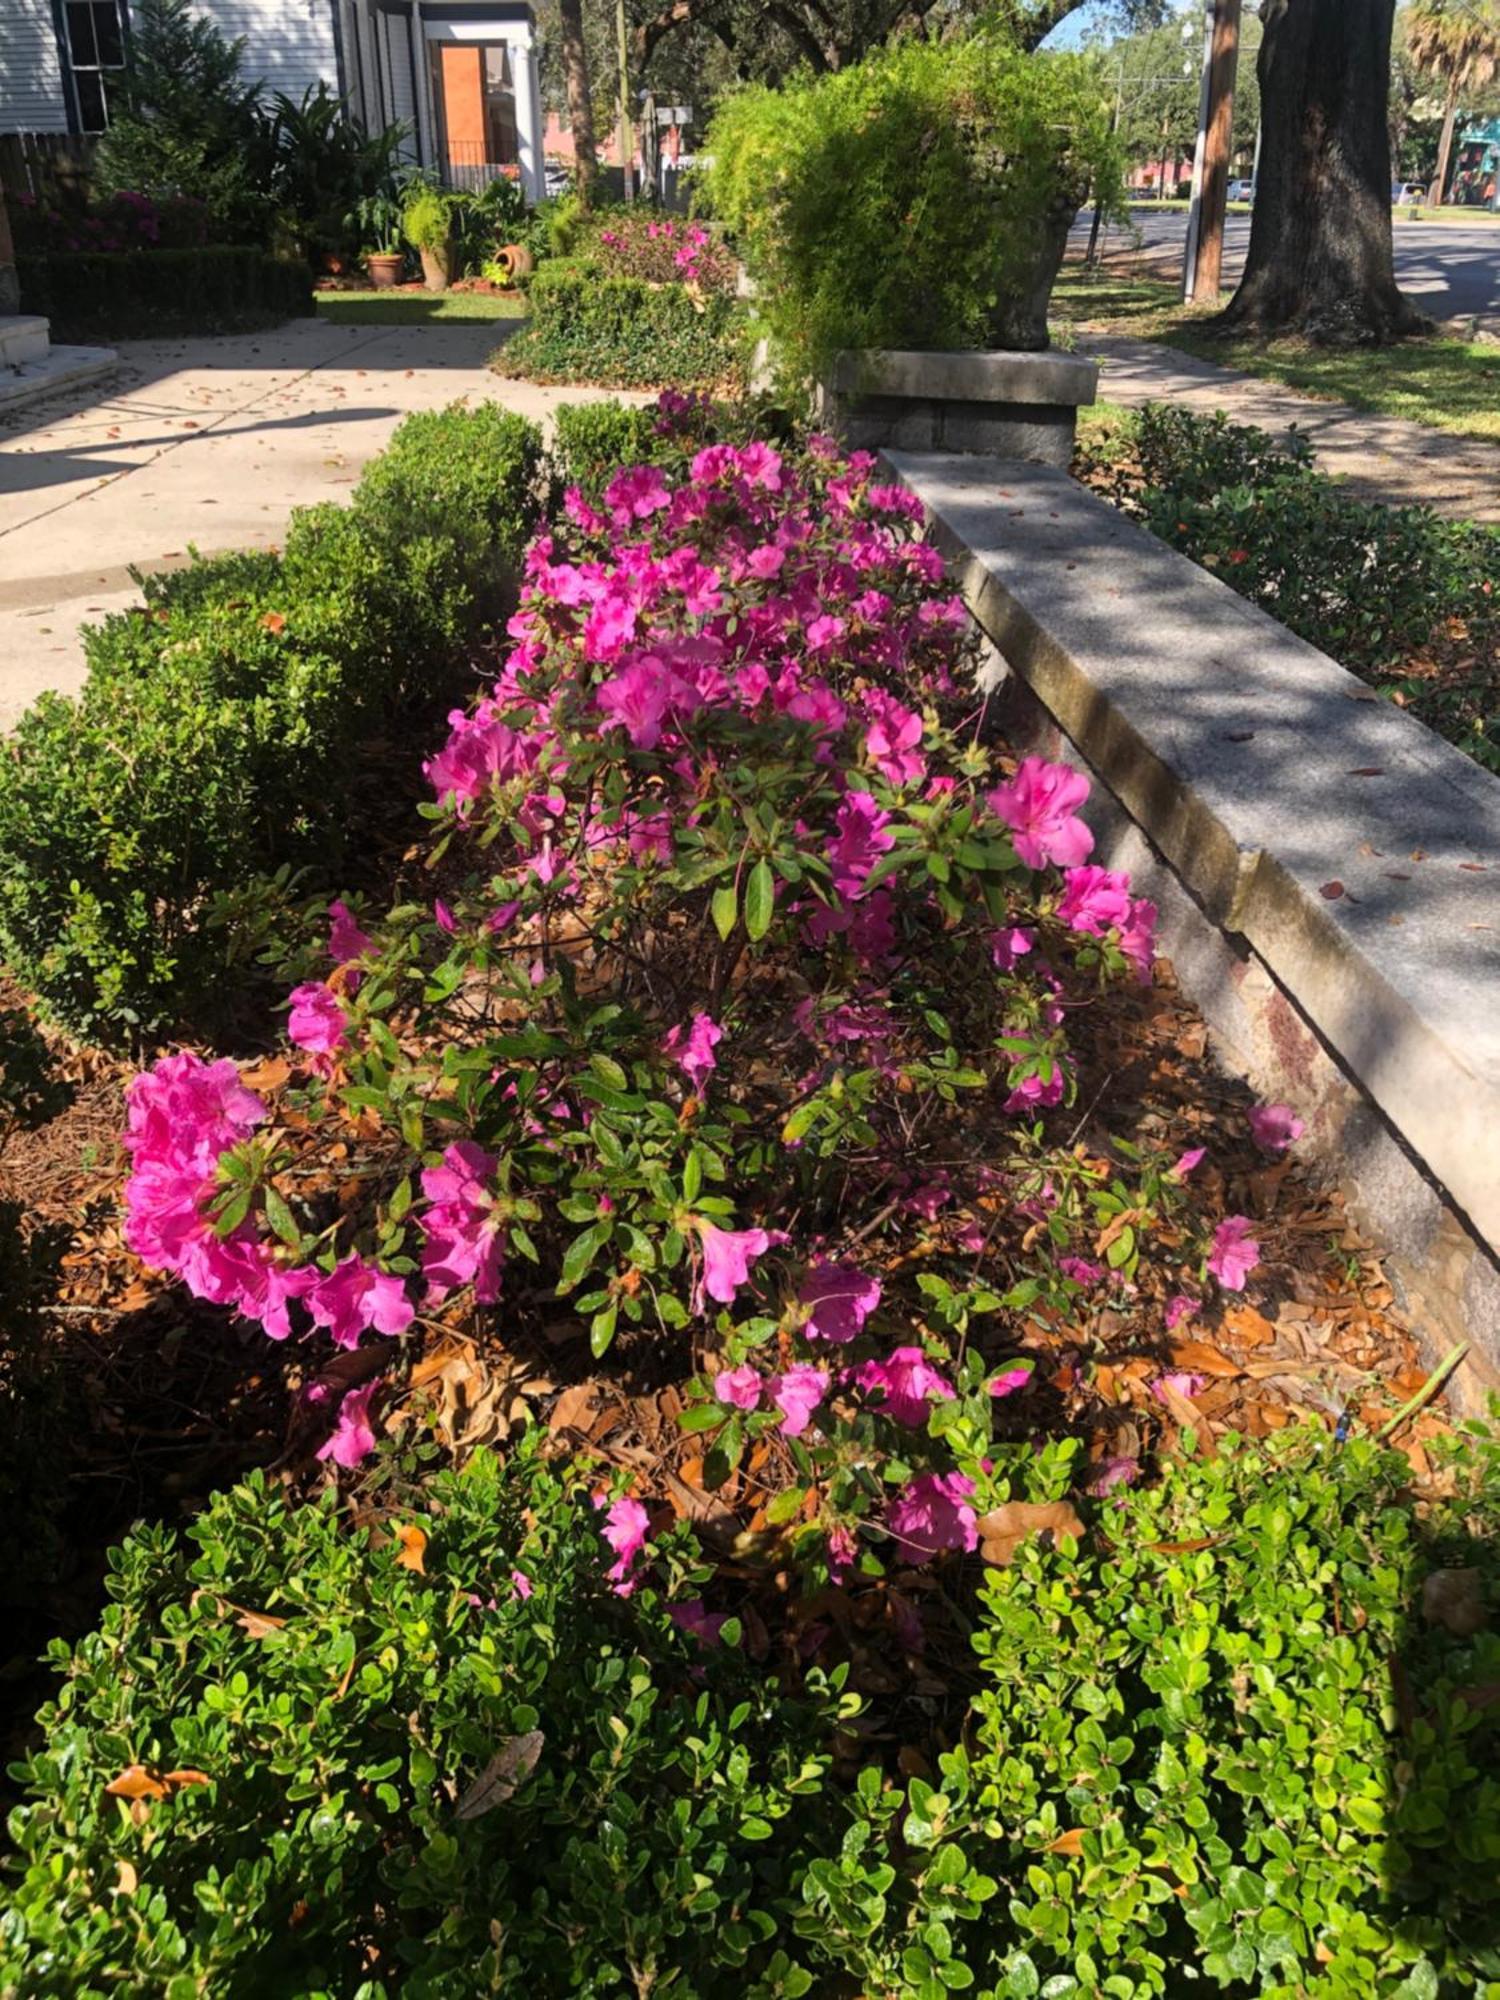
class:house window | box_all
[63,0,127,134]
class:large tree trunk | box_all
[557,0,598,206]
[1218,0,1428,344]
[1428,82,1459,207]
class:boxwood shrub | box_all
[16,246,314,341]
[0,404,544,1041]
[0,1438,847,1999]
[549,397,662,497]
[4,1423,1496,1997]
[494,262,748,391]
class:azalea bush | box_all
[589,207,739,293]
[707,34,1121,376]
[119,410,1269,1558]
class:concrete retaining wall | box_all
[889,451,1500,1405]
[822,349,1099,466]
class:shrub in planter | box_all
[16,246,314,341]
[707,33,1121,376]
[493,261,748,389]
[791,1423,1500,1997]
[0,403,544,1041]
[0,1438,848,1997]
[402,183,456,291]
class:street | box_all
[1071,207,1500,331]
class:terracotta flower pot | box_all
[494,242,535,283]
[419,243,454,293]
[366,252,404,290]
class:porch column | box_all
[514,33,543,204]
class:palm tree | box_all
[1405,0,1500,205]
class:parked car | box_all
[1226,178,1255,202]
[1392,182,1425,204]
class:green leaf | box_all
[262,1184,302,1250]
[678,1402,726,1434]
[712,882,738,941]
[744,858,775,941]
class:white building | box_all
[0,0,545,201]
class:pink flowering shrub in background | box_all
[121,404,1279,1589]
[591,210,738,292]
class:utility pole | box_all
[1182,0,1242,304]
[616,0,634,201]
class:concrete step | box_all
[0,342,118,414]
[0,316,52,368]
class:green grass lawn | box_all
[1051,271,1500,444]
[314,290,528,327]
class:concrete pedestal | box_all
[819,347,1099,466]
[0,314,116,414]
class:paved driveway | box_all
[0,316,631,730]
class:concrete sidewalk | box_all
[1079,333,1500,525]
[0,315,633,730]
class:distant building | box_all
[0,0,545,199]
[1452,119,1500,210]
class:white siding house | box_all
[0,0,544,200]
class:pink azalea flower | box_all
[1004,1066,1067,1116]
[827,1524,857,1581]
[511,1569,534,1599]
[327,899,372,978]
[434,899,457,935]
[805,613,846,651]
[1207,1215,1260,1292]
[1171,1147,1207,1179]
[670,1600,728,1646]
[1059,1256,1103,1285]
[1119,897,1158,977]
[306,1253,414,1350]
[747,544,785,579]
[424,711,535,809]
[1152,1370,1205,1403]
[799,1260,881,1343]
[316,1381,380,1469]
[1056,866,1133,938]
[1248,1102,1306,1155]
[853,1346,955,1427]
[988,926,1034,971]
[988,1362,1034,1398]
[714,1364,762,1411]
[862,689,926,786]
[887,1472,978,1563]
[663,1012,723,1095]
[603,463,671,524]
[419,1141,504,1305]
[695,1219,775,1310]
[601,1496,651,1591]
[771,1363,829,1436]
[287,982,346,1056]
[1165,1293,1199,1329]
[827,790,895,898]
[986,757,1094,871]
[1089,1455,1139,1496]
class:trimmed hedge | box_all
[1,1424,1497,1995]
[16,246,313,341]
[0,404,544,1040]
[494,261,748,391]
[549,398,662,496]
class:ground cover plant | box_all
[3,396,1498,1994]
[1075,403,1500,772]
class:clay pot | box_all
[366,251,404,290]
[493,242,535,283]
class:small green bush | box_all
[15,247,313,341]
[550,398,662,496]
[494,261,748,390]
[707,34,1121,377]
[789,1426,1500,1997]
[0,403,544,1041]
[0,1438,846,1998]
[1077,404,1500,772]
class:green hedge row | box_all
[494,261,748,391]
[0,403,544,1041]
[16,246,315,341]
[2,1424,1497,1995]
[1076,404,1500,773]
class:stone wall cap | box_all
[829,348,1099,406]
[889,450,1500,1256]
